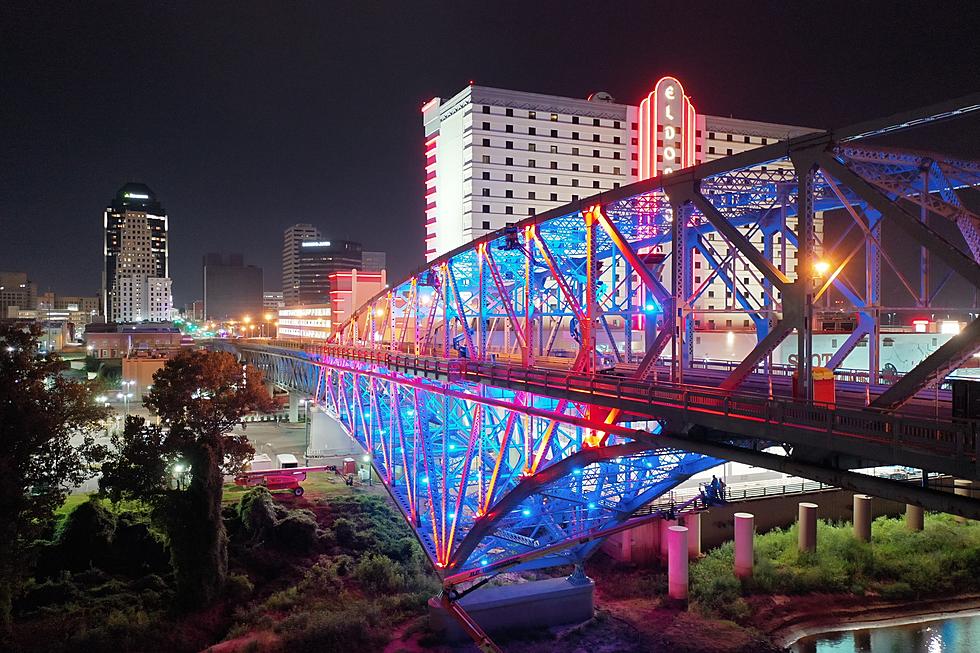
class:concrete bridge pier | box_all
[798,502,818,552]
[681,512,701,559]
[906,504,924,531]
[734,512,754,579]
[853,494,872,541]
[667,525,689,602]
[288,392,301,423]
[659,517,678,562]
[954,480,974,524]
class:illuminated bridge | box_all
[211,93,980,590]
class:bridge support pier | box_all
[667,525,689,602]
[734,512,754,579]
[681,512,701,560]
[659,517,678,562]
[955,480,974,524]
[853,494,872,542]
[906,504,924,531]
[288,393,300,423]
[798,502,818,553]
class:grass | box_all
[688,513,980,621]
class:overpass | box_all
[210,92,980,592]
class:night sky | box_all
[2,1,978,308]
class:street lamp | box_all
[362,454,373,486]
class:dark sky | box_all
[2,1,978,308]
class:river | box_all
[791,613,980,652]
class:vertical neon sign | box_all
[638,76,697,179]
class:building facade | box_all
[282,224,321,306]
[0,271,37,316]
[328,269,387,327]
[263,291,284,311]
[202,252,264,321]
[83,322,182,359]
[277,306,332,340]
[421,78,822,330]
[102,183,172,322]
[361,250,387,273]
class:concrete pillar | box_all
[906,504,924,532]
[288,393,300,423]
[798,502,818,553]
[853,494,872,542]
[667,526,689,602]
[682,512,701,560]
[659,517,677,562]
[954,480,973,524]
[734,512,754,579]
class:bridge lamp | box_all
[264,313,273,321]
[644,303,656,312]
[362,454,371,463]
[813,260,831,277]
[521,508,532,517]
[588,502,597,509]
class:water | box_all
[791,613,980,653]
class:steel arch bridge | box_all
[213,93,980,589]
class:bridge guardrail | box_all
[308,344,979,466]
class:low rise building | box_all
[83,322,183,359]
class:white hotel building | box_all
[422,78,822,331]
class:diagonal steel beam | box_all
[719,319,795,391]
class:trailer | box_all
[234,464,338,497]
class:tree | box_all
[0,325,108,628]
[100,349,274,608]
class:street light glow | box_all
[814,260,831,277]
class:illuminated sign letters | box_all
[638,76,698,179]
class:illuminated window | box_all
[529,111,536,119]
[550,113,558,121]
[549,145,558,153]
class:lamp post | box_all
[95,395,110,437]
[362,454,373,486]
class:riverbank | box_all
[753,592,980,647]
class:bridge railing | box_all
[314,345,979,464]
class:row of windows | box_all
[708,132,771,145]
[478,155,627,174]
[479,170,637,183]
[478,122,624,143]
[482,105,622,128]
[479,138,626,159]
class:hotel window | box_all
[572,132,579,140]
[592,134,600,142]
[613,152,621,159]
[593,118,600,126]
[529,126,536,135]
[528,175,536,183]
[482,205,490,213]
[709,146,715,154]
[613,167,621,175]
[482,138,490,146]
[727,134,733,141]
[506,108,513,117]
[708,132,715,139]
[631,168,638,176]
[727,148,733,155]
[528,191,536,199]
[613,136,621,144]
[505,189,513,198]
[572,116,579,124]
[482,155,490,163]
[482,220,491,230]
[482,106,490,114]
[482,122,490,130]
[482,188,490,196]
[505,157,513,165]
[762,137,768,145]
[593,149,600,157]
[572,163,579,171]
[505,141,513,149]
[528,143,536,151]
[572,147,580,155]
[550,177,557,185]
[550,145,558,153]
[572,193,579,201]
[593,180,600,188]
[505,173,513,181]
[550,193,558,201]
[593,165,600,173]
[614,121,621,128]
[529,111,536,119]
[550,113,558,121]
[631,122,638,130]
[550,161,558,169]
[572,179,579,187]
[505,124,513,133]
[613,182,620,188]
[550,129,558,137]
[744,136,750,143]
[528,208,536,215]
[505,206,513,214]
[528,159,536,167]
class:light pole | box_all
[362,454,373,486]
[303,399,312,457]
[95,395,110,437]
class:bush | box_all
[277,606,389,650]
[272,510,319,554]
[354,553,404,594]
[57,498,116,570]
[225,573,254,601]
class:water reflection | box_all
[791,614,980,653]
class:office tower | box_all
[102,183,172,322]
[202,252,264,321]
[361,250,387,273]
[0,271,37,317]
[282,224,321,306]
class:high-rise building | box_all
[294,239,363,306]
[361,251,387,273]
[263,291,285,312]
[202,252,264,321]
[421,78,821,330]
[0,271,37,316]
[102,183,172,322]
[282,224,322,305]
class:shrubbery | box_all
[689,513,980,621]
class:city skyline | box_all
[2,2,978,308]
